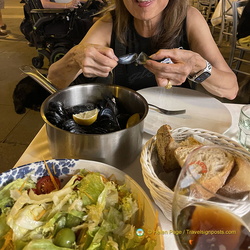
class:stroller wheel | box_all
[50,47,69,64]
[32,56,44,69]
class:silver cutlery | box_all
[118,52,173,65]
[148,103,186,115]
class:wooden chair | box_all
[197,0,219,21]
[217,0,234,46]
[228,0,250,76]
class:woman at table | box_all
[47,0,238,100]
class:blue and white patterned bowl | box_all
[0,159,78,187]
[0,159,164,249]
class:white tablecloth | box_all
[13,103,244,249]
[211,0,238,26]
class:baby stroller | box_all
[20,0,106,68]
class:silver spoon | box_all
[118,52,173,65]
[148,103,186,115]
[118,53,138,64]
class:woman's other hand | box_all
[144,48,205,88]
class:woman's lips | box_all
[136,0,153,7]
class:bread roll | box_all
[174,144,202,167]
[156,125,180,172]
[219,156,250,195]
[176,147,234,199]
[156,125,202,173]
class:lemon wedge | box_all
[126,113,140,128]
[73,108,99,126]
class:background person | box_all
[237,0,250,48]
[0,0,7,36]
[40,0,81,9]
[47,0,238,100]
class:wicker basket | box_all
[140,127,246,221]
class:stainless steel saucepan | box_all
[20,65,148,168]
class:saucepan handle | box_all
[19,65,58,94]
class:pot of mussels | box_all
[20,66,148,168]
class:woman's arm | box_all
[47,13,118,89]
[40,0,80,9]
[145,7,238,100]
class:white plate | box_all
[0,159,164,249]
[138,87,232,135]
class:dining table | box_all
[13,101,244,249]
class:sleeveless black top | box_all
[110,13,191,90]
[74,12,191,89]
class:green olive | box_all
[65,214,82,228]
[0,214,10,237]
[53,228,76,248]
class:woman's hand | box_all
[67,0,81,8]
[144,48,206,88]
[72,43,118,78]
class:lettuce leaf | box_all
[77,172,105,206]
[0,178,35,214]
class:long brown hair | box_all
[114,0,189,49]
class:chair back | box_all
[228,0,250,76]
[197,0,219,21]
[217,0,235,45]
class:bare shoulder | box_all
[186,6,208,27]
[185,6,221,59]
[80,12,113,46]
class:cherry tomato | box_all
[35,176,61,194]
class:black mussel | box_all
[98,96,119,116]
[105,97,119,116]
[91,119,119,134]
[47,101,64,111]
[48,101,66,116]
[117,113,130,129]
[62,119,85,134]
[98,107,121,130]
[66,103,96,115]
[98,107,116,121]
[46,111,65,126]
[45,95,131,134]
[46,101,69,122]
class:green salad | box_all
[0,169,157,250]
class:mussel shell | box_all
[62,119,86,134]
[98,107,116,121]
[67,103,96,115]
[45,96,131,134]
[91,119,120,134]
[46,111,65,126]
[117,113,130,129]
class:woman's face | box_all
[123,0,169,23]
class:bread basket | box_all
[140,127,246,221]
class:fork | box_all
[148,104,186,115]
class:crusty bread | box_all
[156,125,202,172]
[155,124,250,199]
[156,125,180,172]
[174,144,202,167]
[178,147,234,199]
[219,156,250,195]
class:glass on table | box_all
[172,145,250,250]
[239,105,250,151]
